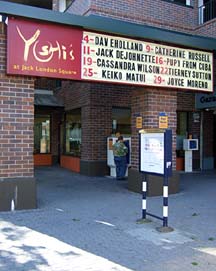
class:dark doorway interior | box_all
[1,0,52,9]
[214,113,216,168]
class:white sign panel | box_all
[81,31,213,92]
[140,133,164,174]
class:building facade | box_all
[0,0,216,211]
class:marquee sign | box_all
[7,18,82,80]
[81,31,213,92]
[7,17,213,92]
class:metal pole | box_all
[142,173,147,219]
[163,176,169,227]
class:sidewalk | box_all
[0,166,216,271]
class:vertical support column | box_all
[81,103,112,176]
[129,88,178,195]
[0,22,36,211]
[163,178,169,227]
[142,173,147,219]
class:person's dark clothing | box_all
[112,139,128,180]
[114,155,127,180]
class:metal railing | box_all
[199,0,216,24]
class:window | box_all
[177,112,188,136]
[55,79,62,88]
[5,0,52,9]
[64,109,81,157]
[174,0,187,4]
[202,0,216,23]
[163,0,191,6]
[34,115,51,154]
[66,0,72,8]
[176,112,188,156]
[112,107,131,135]
[59,0,73,12]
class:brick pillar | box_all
[79,83,131,176]
[128,87,179,196]
[81,104,112,176]
[0,23,36,211]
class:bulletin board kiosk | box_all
[183,139,198,172]
[139,129,172,177]
[139,129,173,231]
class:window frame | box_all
[162,0,193,7]
[112,107,131,136]
[34,114,51,154]
[63,108,82,157]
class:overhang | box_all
[34,90,64,108]
[0,1,216,51]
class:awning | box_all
[34,90,64,107]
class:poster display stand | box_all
[139,129,173,232]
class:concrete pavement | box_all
[0,166,216,271]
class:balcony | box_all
[199,0,216,24]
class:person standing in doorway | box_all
[112,135,128,180]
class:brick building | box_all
[0,0,216,211]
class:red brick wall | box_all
[0,23,35,178]
[131,88,177,170]
[177,92,195,111]
[57,82,178,170]
[81,104,111,160]
[68,0,196,33]
[195,18,216,38]
[67,0,216,39]
[56,1,215,172]
[56,82,132,161]
[34,78,58,91]
[67,0,91,16]
[57,81,92,109]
